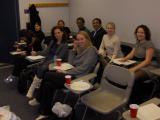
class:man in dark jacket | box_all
[90,18,106,49]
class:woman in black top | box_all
[57,20,71,40]
[32,22,45,51]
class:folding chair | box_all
[81,64,135,120]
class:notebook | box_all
[137,103,160,120]
[10,51,25,55]
[112,58,137,66]
[17,42,26,45]
[54,63,74,71]
[26,55,45,61]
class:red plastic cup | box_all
[65,75,72,85]
[56,59,62,66]
[129,104,139,118]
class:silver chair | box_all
[72,62,100,84]
[80,64,135,120]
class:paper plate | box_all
[53,63,74,71]
[70,81,90,91]
[0,108,11,120]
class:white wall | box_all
[19,0,69,35]
[69,0,160,48]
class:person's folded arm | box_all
[68,50,77,65]
[66,48,98,77]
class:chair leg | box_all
[149,77,159,98]
[63,90,69,103]
[116,110,123,120]
[74,94,81,109]
[81,106,87,120]
[53,90,58,102]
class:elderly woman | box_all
[120,24,155,104]
[29,31,98,119]
[26,26,69,98]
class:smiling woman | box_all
[26,26,69,98]
[27,31,98,119]
[120,25,155,104]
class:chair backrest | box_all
[121,44,132,56]
[93,62,100,74]
[87,62,100,84]
[100,64,135,99]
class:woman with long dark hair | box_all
[26,26,69,98]
[29,31,98,119]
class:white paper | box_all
[137,103,160,120]
[112,58,137,66]
[10,51,25,55]
[26,55,45,61]
[17,42,26,45]
[54,63,74,71]
[70,81,90,91]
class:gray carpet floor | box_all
[0,65,38,120]
[0,65,130,120]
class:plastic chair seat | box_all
[81,88,125,114]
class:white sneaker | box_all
[35,114,48,120]
[28,98,39,106]
[4,75,17,83]
[26,75,42,98]
[26,91,33,99]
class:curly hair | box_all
[134,24,151,41]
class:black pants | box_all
[36,71,70,115]
[12,55,31,77]
[36,60,53,79]
[129,70,153,104]
[96,55,110,83]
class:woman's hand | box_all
[20,39,25,43]
[128,67,136,73]
[119,57,127,62]
[73,40,79,51]
[98,51,102,55]
[20,51,27,56]
[16,48,21,52]
[98,51,106,57]
[31,51,37,56]
[13,41,19,48]
[56,69,66,74]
